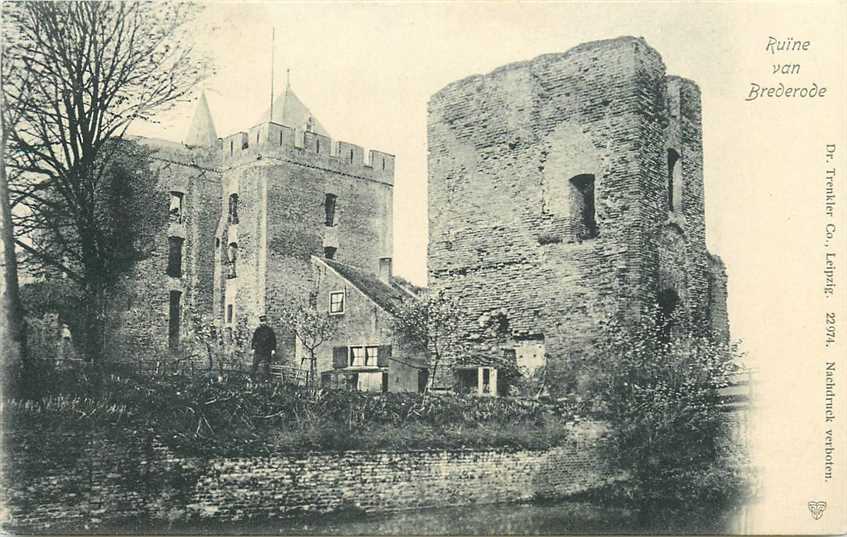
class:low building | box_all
[307,256,428,393]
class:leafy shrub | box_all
[5,365,577,457]
[588,305,753,523]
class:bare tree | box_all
[2,1,210,363]
[278,298,339,393]
[392,290,468,392]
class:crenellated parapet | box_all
[218,121,395,185]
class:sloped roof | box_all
[317,258,408,315]
[183,92,218,147]
[258,85,331,137]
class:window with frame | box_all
[350,346,366,367]
[348,346,379,367]
[329,291,344,314]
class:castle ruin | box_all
[427,37,729,394]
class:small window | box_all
[316,139,321,153]
[226,242,238,279]
[570,174,597,240]
[226,304,233,324]
[324,193,337,226]
[169,291,181,350]
[329,291,344,314]
[667,149,681,212]
[256,132,260,144]
[349,149,354,163]
[166,237,184,277]
[215,237,220,249]
[350,346,365,367]
[230,140,233,156]
[324,246,337,259]
[169,192,184,223]
[228,193,239,224]
[365,346,379,367]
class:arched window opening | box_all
[228,193,239,224]
[324,246,337,259]
[570,174,597,240]
[657,288,680,346]
[667,149,681,212]
[227,242,238,279]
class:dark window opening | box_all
[657,288,680,346]
[418,369,430,393]
[242,139,249,150]
[324,246,337,259]
[256,132,260,144]
[166,237,184,277]
[169,192,184,223]
[324,193,337,226]
[382,158,385,170]
[228,193,239,224]
[482,368,491,394]
[349,149,354,163]
[667,149,680,212]
[316,139,321,153]
[226,304,233,324]
[570,174,597,239]
[227,242,237,279]
[169,291,181,350]
[381,371,389,393]
[279,131,284,145]
[456,369,477,395]
[215,237,220,249]
[230,140,233,156]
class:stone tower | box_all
[427,37,729,394]
[212,84,395,354]
[106,85,394,366]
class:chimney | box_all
[378,257,393,284]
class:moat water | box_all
[178,500,745,535]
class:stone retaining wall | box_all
[3,427,609,531]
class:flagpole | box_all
[269,27,275,122]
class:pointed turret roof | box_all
[258,82,331,137]
[184,92,218,147]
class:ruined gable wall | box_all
[428,38,669,392]
[107,144,221,366]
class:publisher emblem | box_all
[808,500,827,520]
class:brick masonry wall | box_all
[3,425,610,532]
[106,140,222,368]
[427,37,729,395]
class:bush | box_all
[5,366,577,457]
[588,305,753,523]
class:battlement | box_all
[219,121,394,183]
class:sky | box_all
[130,3,847,532]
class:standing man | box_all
[251,315,277,380]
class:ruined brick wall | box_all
[427,37,728,395]
[106,140,221,367]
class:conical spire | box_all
[184,91,218,147]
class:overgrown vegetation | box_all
[588,305,752,524]
[6,364,578,457]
